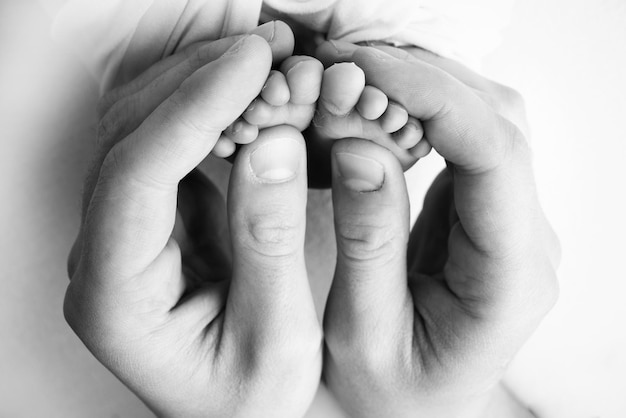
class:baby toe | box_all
[281,56,324,105]
[409,137,433,159]
[356,86,389,120]
[261,70,290,107]
[393,117,424,149]
[319,62,365,116]
[212,135,237,158]
[380,102,409,133]
[243,98,274,126]
[225,118,259,144]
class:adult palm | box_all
[320,44,560,418]
[64,33,321,418]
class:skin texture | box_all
[65,34,322,418]
[223,49,428,172]
[64,22,558,417]
[318,42,560,418]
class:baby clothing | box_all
[52,0,515,92]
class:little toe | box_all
[243,98,274,126]
[380,102,409,133]
[261,70,290,106]
[257,103,315,131]
[212,135,236,158]
[319,62,366,116]
[356,86,389,120]
[393,117,424,149]
[409,137,433,159]
[281,56,324,105]
[224,118,259,144]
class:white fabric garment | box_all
[52,0,514,92]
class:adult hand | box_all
[64,28,322,418]
[320,43,560,417]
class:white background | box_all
[1,1,625,417]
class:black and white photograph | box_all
[1,0,624,416]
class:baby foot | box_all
[309,62,431,172]
[213,55,324,158]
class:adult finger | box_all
[353,47,559,317]
[78,35,272,282]
[78,22,293,222]
[224,125,320,360]
[371,44,531,137]
[70,26,290,278]
[353,47,535,255]
[325,138,413,357]
[317,40,529,137]
[99,20,295,116]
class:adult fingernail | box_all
[362,46,393,62]
[251,21,276,43]
[329,40,356,56]
[250,138,300,183]
[222,35,250,57]
[335,152,385,192]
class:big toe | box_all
[319,62,365,116]
[280,56,324,105]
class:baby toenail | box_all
[407,119,422,132]
[286,61,304,77]
[363,46,392,62]
[232,120,244,133]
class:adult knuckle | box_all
[493,84,526,114]
[336,219,398,264]
[67,240,81,279]
[100,142,125,177]
[492,116,529,171]
[245,210,300,258]
[503,86,526,111]
[540,266,560,314]
[96,90,119,119]
[63,285,85,335]
[96,96,139,149]
[96,108,120,146]
[550,227,563,267]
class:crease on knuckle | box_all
[245,212,300,258]
[469,116,528,177]
[337,221,398,264]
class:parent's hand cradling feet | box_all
[320,43,560,417]
[64,27,322,418]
